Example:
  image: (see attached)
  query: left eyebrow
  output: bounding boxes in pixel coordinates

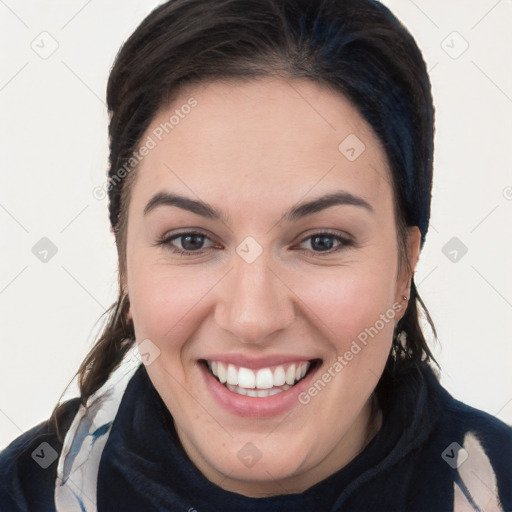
[143,190,373,223]
[284,191,374,222]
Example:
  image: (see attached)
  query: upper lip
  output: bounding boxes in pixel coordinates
[200,354,318,369]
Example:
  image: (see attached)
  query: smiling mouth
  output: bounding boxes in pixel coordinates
[201,359,321,398]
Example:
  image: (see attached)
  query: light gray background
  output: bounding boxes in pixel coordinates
[1,0,511,449]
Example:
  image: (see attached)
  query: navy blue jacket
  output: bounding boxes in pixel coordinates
[1,363,511,511]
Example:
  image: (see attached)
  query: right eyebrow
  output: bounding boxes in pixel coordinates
[143,191,227,221]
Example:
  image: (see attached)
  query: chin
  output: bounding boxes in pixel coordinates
[197,428,316,487]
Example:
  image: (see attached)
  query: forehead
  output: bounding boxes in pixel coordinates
[132,78,394,222]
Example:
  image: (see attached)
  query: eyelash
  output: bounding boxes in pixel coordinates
[156,230,354,257]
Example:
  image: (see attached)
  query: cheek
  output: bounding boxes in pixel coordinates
[127,259,218,350]
[286,260,398,356]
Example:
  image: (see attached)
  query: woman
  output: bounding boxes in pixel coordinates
[1,0,511,510]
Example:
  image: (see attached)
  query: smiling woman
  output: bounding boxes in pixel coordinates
[1,0,511,511]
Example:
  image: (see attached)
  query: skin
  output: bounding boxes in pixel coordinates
[123,77,421,497]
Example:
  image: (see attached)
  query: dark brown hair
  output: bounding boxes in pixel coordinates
[50,0,437,440]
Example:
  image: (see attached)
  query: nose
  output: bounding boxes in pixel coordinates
[214,256,296,345]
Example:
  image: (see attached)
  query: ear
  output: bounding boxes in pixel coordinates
[120,276,132,321]
[395,226,421,317]
[405,226,422,278]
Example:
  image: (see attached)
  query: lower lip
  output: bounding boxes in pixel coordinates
[199,361,320,418]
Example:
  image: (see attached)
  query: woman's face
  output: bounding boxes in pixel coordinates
[124,78,421,496]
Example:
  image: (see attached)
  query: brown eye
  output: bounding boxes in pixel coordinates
[158,231,217,254]
[177,234,207,251]
[298,232,353,254]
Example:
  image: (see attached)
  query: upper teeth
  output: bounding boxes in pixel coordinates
[208,361,310,389]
